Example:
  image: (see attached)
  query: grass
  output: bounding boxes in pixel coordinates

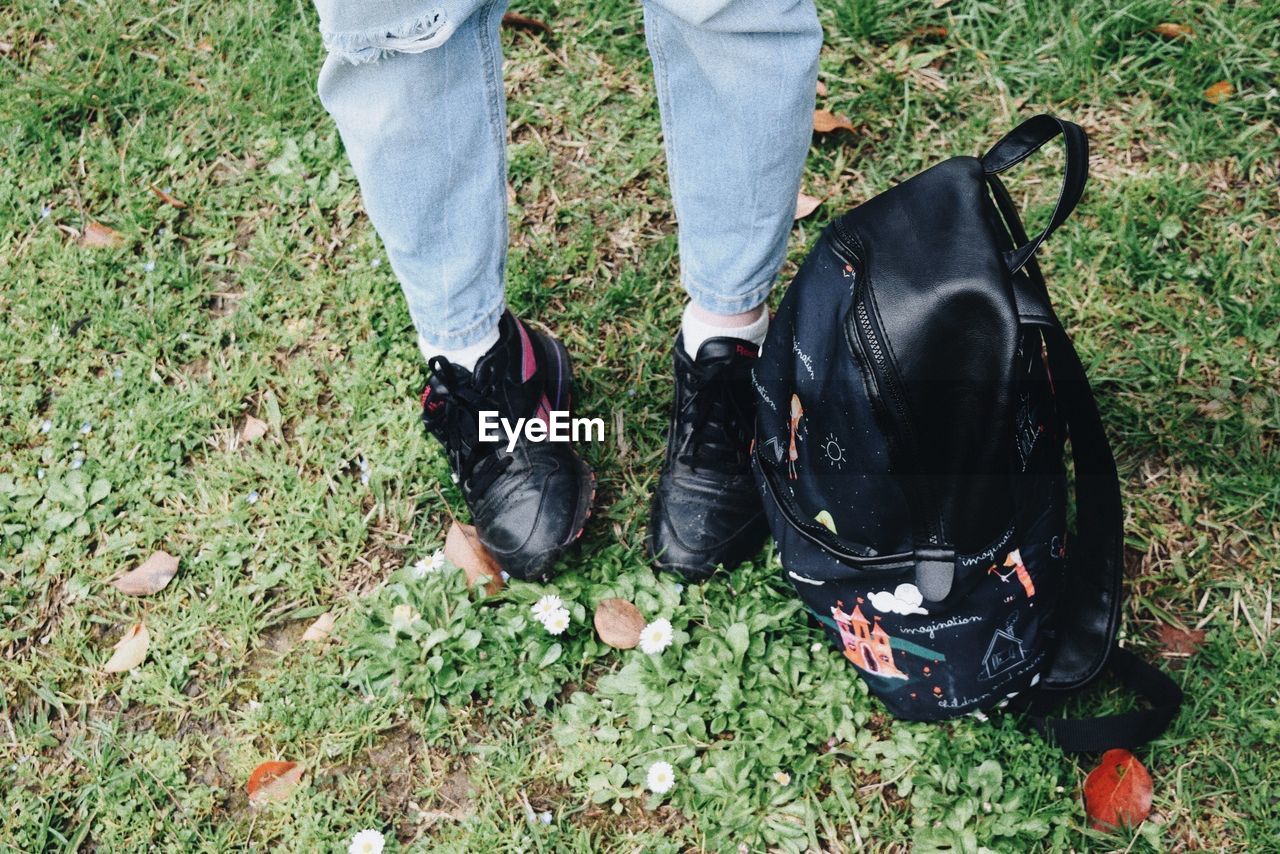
[1,0,1277,850]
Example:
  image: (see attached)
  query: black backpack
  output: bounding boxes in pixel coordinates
[751,115,1181,752]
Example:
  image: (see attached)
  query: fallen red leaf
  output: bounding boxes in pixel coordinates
[501,12,551,36]
[1084,749,1153,830]
[247,761,304,805]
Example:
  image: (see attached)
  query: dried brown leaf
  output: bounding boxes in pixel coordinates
[444,522,505,595]
[149,184,187,209]
[104,622,150,672]
[239,415,269,443]
[795,192,823,220]
[812,109,854,134]
[1204,80,1233,104]
[594,598,646,649]
[1157,623,1206,656]
[1152,22,1193,39]
[502,12,552,36]
[112,551,179,596]
[910,25,949,40]
[301,612,336,643]
[79,221,124,249]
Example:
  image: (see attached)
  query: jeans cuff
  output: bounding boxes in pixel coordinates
[415,301,505,350]
[682,273,773,316]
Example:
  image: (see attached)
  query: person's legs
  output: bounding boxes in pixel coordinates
[644,0,822,579]
[315,0,508,362]
[644,0,821,353]
[313,0,594,579]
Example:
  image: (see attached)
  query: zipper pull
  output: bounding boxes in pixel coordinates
[914,546,956,603]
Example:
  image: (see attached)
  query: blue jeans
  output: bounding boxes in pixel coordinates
[314,0,821,350]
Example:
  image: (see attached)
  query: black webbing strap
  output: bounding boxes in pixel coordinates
[1019,648,1184,752]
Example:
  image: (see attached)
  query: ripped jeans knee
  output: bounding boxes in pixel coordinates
[315,0,495,64]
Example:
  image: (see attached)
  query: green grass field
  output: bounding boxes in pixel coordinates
[2,0,1277,850]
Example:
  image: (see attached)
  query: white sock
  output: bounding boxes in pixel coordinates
[418,324,501,373]
[681,303,769,358]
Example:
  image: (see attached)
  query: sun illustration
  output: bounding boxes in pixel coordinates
[821,433,846,469]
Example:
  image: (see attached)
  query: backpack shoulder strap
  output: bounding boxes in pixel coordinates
[983,119,1183,750]
[1027,319,1183,750]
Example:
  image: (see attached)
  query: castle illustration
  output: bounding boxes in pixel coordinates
[832,599,908,680]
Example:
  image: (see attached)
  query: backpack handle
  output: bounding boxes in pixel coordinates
[981,114,1089,275]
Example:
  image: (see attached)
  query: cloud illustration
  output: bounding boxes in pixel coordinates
[867,583,929,616]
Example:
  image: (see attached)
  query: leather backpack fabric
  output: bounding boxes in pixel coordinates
[751,115,1182,751]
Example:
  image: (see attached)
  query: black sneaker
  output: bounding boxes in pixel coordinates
[647,334,767,580]
[422,312,595,581]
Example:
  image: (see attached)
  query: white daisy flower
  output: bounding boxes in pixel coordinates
[638,618,673,654]
[646,760,675,794]
[773,771,792,785]
[541,608,570,635]
[410,549,446,579]
[531,595,564,624]
[348,829,385,854]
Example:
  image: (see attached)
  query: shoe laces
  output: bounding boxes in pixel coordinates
[426,356,513,495]
[676,357,752,474]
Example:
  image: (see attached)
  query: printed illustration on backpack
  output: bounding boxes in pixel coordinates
[832,599,908,680]
[988,548,1035,599]
[787,393,804,479]
[979,614,1027,681]
[867,582,929,616]
[814,510,837,534]
[820,431,846,470]
[1014,392,1043,470]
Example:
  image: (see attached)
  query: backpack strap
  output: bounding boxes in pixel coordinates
[981,114,1089,276]
[1020,647,1184,752]
[1024,320,1183,750]
[984,127,1183,751]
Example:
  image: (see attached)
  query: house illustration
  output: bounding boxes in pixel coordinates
[980,626,1026,680]
[832,600,908,680]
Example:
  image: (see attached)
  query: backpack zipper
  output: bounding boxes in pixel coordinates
[830,220,948,551]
